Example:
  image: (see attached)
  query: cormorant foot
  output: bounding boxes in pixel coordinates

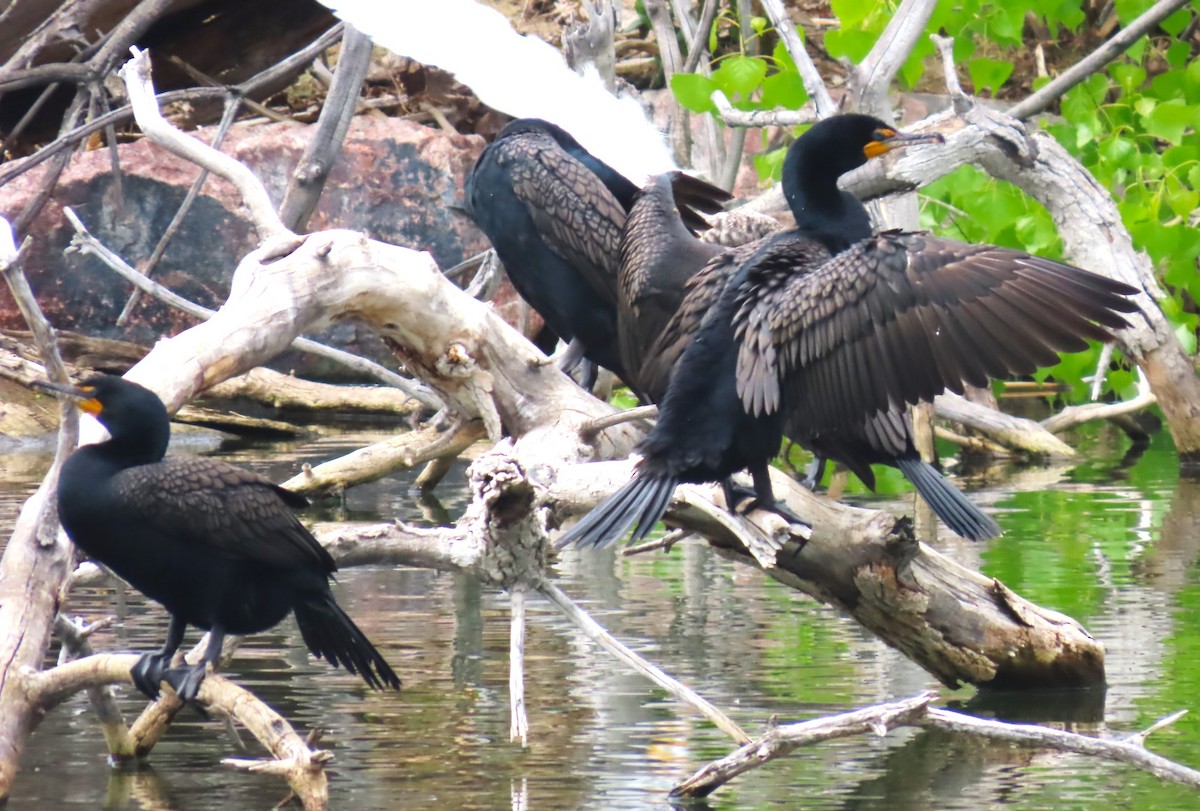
[741,497,811,530]
[164,663,209,705]
[130,651,173,699]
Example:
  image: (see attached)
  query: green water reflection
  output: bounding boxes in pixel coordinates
[1,423,1197,809]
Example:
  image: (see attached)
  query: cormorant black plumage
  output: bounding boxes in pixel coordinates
[618,172,727,399]
[46,375,400,701]
[464,117,729,391]
[558,114,1139,549]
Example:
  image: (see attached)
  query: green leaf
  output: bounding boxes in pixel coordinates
[1167,40,1191,69]
[824,28,875,62]
[967,57,1014,95]
[760,70,807,110]
[753,147,787,183]
[1110,62,1146,95]
[1100,136,1137,168]
[712,55,767,99]
[1161,7,1193,35]
[1167,187,1199,219]
[771,40,795,73]
[1143,99,1196,145]
[831,0,874,27]
[669,73,718,113]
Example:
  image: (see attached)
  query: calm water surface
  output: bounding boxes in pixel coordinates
[1,422,1196,810]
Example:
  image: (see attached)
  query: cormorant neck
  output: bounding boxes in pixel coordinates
[781,129,873,248]
[95,414,170,468]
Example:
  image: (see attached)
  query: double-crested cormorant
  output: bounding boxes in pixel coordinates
[464,117,729,390]
[42,374,400,701]
[618,173,727,398]
[557,114,1139,549]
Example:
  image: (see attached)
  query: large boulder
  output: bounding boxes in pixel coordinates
[0,115,521,378]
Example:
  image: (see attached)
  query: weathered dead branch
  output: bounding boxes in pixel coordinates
[281,418,486,496]
[934,392,1075,457]
[26,654,330,811]
[671,692,1200,798]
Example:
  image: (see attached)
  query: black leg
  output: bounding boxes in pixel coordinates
[798,455,827,491]
[165,625,225,703]
[743,465,809,528]
[131,614,186,699]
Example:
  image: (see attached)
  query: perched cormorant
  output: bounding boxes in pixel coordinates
[618,172,727,398]
[43,374,400,701]
[557,114,1139,549]
[464,117,729,391]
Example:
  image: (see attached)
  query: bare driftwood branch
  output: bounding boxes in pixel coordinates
[934,392,1076,456]
[920,706,1200,790]
[710,88,816,127]
[0,215,81,797]
[27,654,330,810]
[1041,372,1158,435]
[563,0,619,90]
[0,24,345,190]
[671,692,938,797]
[281,419,486,496]
[1008,0,1194,120]
[672,693,1200,798]
[537,580,750,743]
[548,460,1105,689]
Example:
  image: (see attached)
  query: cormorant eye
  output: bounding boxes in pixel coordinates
[874,128,897,141]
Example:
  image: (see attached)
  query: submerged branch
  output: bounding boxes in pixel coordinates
[672,693,1200,798]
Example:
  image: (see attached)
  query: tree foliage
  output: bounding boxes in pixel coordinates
[670,0,1200,404]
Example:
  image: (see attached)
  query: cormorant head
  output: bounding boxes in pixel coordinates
[782,114,944,235]
[35,374,171,462]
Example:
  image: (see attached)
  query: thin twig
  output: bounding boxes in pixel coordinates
[118,47,289,240]
[757,0,835,117]
[63,207,443,409]
[1009,0,1192,120]
[580,404,659,439]
[710,88,815,127]
[118,95,243,325]
[922,707,1200,790]
[682,0,722,73]
[509,585,529,747]
[671,693,937,797]
[0,25,345,190]
[622,527,692,555]
[537,580,750,743]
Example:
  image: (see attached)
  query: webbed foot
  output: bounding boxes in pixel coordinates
[164,663,209,704]
[131,651,173,699]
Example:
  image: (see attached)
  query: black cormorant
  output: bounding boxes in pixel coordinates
[557,114,1139,549]
[43,374,400,701]
[464,117,729,391]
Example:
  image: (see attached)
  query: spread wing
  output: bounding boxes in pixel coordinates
[111,456,334,573]
[735,230,1139,434]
